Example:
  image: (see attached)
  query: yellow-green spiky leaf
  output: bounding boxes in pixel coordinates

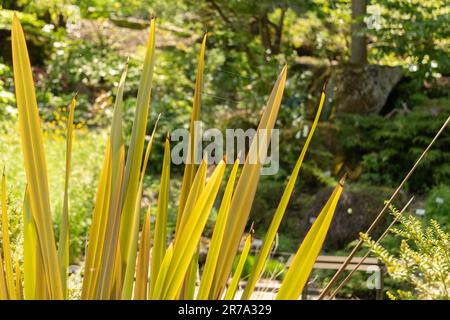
[225,229,253,300]
[212,65,287,298]
[134,206,152,300]
[197,158,240,299]
[11,13,63,300]
[176,34,207,230]
[58,94,77,298]
[156,160,226,299]
[119,17,156,269]
[1,172,16,299]
[15,257,22,300]
[97,144,125,299]
[81,139,112,299]
[150,242,174,300]
[22,187,37,300]
[0,248,7,300]
[121,119,160,299]
[276,176,345,300]
[149,135,171,296]
[176,158,207,239]
[241,90,326,299]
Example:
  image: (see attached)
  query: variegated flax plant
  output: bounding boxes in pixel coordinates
[1,14,345,300]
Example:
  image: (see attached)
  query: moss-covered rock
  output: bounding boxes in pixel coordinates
[329,64,403,115]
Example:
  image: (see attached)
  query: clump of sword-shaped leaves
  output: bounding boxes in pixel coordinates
[1,14,344,300]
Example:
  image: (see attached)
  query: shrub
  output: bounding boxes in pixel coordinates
[361,207,450,300]
[0,62,16,125]
[336,98,450,193]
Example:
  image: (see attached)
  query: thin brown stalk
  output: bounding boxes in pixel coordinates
[329,196,414,299]
[318,115,450,299]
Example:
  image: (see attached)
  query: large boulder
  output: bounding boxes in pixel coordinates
[329,64,403,115]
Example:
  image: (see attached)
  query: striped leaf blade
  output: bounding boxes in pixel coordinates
[134,206,152,300]
[224,228,253,300]
[12,14,63,299]
[0,245,7,299]
[158,160,226,299]
[211,65,287,298]
[81,140,112,299]
[176,34,207,230]
[276,176,345,300]
[1,172,16,299]
[149,135,171,295]
[119,18,156,269]
[58,94,77,298]
[121,120,160,299]
[241,90,326,299]
[22,187,37,300]
[197,158,240,299]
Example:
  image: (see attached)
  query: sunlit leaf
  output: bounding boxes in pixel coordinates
[197,158,240,299]
[134,206,152,300]
[225,227,253,300]
[241,90,326,299]
[11,13,63,299]
[276,176,345,300]
[1,172,16,299]
[211,66,287,298]
[149,135,171,296]
[156,160,226,299]
[119,17,156,271]
[176,34,207,230]
[58,94,77,298]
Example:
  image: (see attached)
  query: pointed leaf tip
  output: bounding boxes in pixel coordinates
[339,173,347,186]
[249,222,255,236]
[278,64,288,80]
[322,79,328,92]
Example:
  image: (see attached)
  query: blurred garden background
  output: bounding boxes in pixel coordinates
[0,0,449,299]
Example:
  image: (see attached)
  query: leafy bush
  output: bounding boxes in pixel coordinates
[0,9,63,65]
[368,0,449,87]
[336,98,450,192]
[362,208,450,300]
[0,62,16,125]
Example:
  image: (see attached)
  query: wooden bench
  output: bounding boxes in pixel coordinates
[285,254,385,300]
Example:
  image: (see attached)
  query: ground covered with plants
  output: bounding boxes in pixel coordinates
[0,0,449,300]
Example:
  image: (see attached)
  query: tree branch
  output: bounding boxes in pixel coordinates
[207,0,231,24]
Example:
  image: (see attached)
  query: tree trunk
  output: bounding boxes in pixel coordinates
[350,0,367,65]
